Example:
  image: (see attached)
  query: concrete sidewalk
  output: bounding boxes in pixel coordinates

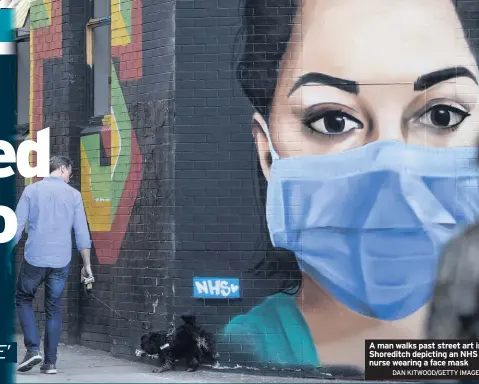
[14,340,336,383]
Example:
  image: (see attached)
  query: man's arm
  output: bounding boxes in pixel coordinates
[79,249,92,277]
[13,188,30,247]
[72,192,92,275]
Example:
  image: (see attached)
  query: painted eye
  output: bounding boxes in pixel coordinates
[307,111,363,135]
[418,105,470,129]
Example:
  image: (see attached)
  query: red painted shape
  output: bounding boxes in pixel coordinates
[89,0,144,264]
[111,0,142,81]
[31,0,63,184]
[91,128,143,264]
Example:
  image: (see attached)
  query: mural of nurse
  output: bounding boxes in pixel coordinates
[224,0,479,369]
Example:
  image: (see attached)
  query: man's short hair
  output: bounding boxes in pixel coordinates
[49,155,72,174]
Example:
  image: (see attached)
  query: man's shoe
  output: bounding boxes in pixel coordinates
[17,351,43,372]
[40,363,57,374]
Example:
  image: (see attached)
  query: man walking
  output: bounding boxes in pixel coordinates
[14,155,93,374]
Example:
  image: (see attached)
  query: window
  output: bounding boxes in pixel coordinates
[86,0,111,119]
[16,15,30,129]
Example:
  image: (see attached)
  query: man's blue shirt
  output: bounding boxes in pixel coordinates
[14,176,91,268]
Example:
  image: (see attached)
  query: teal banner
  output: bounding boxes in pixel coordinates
[0,9,14,43]
[0,7,17,384]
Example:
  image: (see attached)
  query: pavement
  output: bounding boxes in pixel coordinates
[14,337,355,383]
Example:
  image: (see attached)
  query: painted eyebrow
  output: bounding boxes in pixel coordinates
[289,67,478,97]
[414,67,478,91]
[288,72,359,97]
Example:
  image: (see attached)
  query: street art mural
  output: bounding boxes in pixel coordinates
[80,0,142,265]
[14,0,479,373]
[26,0,62,185]
[222,0,479,370]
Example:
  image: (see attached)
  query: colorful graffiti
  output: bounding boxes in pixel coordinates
[193,278,240,299]
[80,0,142,264]
[26,0,62,185]
[223,0,479,370]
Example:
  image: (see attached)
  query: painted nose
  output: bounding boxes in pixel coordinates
[367,114,407,143]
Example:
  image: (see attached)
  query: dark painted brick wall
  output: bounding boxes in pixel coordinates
[174,0,274,365]
[14,0,274,367]
[78,0,176,357]
[106,0,176,357]
[14,0,176,358]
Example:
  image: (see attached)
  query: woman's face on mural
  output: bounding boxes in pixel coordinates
[254,0,479,177]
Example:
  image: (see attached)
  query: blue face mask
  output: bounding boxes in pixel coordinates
[264,135,479,321]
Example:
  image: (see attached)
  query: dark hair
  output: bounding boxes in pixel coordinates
[236,0,479,295]
[236,0,301,295]
[236,0,298,118]
[49,155,72,174]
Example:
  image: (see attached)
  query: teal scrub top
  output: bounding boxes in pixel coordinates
[223,292,320,367]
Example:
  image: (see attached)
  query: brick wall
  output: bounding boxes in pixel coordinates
[15,0,176,356]
[174,0,271,364]
[104,0,176,356]
[15,0,265,366]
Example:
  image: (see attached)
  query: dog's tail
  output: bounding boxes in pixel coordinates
[180,314,196,325]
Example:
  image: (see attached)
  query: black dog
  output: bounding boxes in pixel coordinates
[138,314,218,373]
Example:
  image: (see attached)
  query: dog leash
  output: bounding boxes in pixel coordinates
[86,291,151,331]
[81,276,151,331]
[82,277,152,331]
[86,290,157,355]
[81,279,154,355]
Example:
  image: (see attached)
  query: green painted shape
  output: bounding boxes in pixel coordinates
[81,134,112,201]
[79,63,133,220]
[110,61,132,217]
[30,0,50,29]
[119,0,132,36]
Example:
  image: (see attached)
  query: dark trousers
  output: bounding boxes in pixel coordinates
[15,260,70,364]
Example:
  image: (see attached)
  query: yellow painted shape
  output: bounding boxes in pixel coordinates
[102,115,111,126]
[111,0,131,47]
[80,142,112,232]
[110,110,121,174]
[42,0,51,23]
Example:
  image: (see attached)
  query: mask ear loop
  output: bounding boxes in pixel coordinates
[262,124,280,162]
